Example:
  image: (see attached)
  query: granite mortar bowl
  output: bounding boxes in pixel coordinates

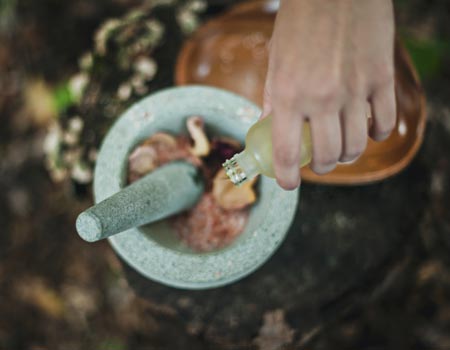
[94,86,298,289]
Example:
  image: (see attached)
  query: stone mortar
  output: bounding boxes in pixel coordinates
[94,85,299,289]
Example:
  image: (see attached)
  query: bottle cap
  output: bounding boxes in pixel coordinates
[223,155,247,186]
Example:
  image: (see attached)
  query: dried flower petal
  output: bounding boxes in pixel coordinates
[128,132,202,183]
[143,132,177,149]
[212,168,257,210]
[186,116,210,157]
[128,132,176,181]
[128,145,158,177]
[127,116,256,252]
[146,132,201,166]
[211,137,242,161]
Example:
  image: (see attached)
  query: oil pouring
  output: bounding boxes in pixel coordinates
[223,115,312,185]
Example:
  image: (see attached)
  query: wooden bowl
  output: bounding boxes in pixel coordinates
[175,0,427,185]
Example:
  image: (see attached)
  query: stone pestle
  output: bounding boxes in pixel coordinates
[76,161,203,242]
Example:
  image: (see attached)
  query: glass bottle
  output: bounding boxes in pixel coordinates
[223,115,312,185]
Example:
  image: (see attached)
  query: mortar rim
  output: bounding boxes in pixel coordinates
[94,86,299,289]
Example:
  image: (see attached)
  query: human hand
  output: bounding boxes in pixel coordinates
[263,0,396,189]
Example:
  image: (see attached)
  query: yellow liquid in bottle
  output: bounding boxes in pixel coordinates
[223,115,313,185]
[245,115,312,178]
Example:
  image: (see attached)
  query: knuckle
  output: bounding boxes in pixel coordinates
[272,83,297,104]
[272,71,288,86]
[377,77,395,91]
[347,73,366,97]
[273,69,295,89]
[373,65,395,90]
[309,84,341,109]
[275,149,299,168]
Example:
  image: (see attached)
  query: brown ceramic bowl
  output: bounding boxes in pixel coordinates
[175,0,426,185]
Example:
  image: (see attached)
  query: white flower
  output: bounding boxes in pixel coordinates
[95,19,121,56]
[117,83,132,101]
[69,73,89,102]
[43,123,62,156]
[145,19,164,41]
[68,117,84,133]
[133,57,157,80]
[71,161,93,184]
[79,52,93,71]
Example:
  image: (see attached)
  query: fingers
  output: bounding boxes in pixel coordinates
[339,100,368,163]
[369,82,396,141]
[261,84,272,120]
[272,105,303,190]
[309,113,342,174]
[260,46,275,120]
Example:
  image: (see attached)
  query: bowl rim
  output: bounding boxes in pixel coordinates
[93,85,299,289]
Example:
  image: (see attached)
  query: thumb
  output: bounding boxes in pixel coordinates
[260,38,274,120]
[260,84,273,120]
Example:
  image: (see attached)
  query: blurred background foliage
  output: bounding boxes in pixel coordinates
[0,0,449,349]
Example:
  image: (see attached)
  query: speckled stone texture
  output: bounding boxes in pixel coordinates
[76,162,203,242]
[93,86,299,289]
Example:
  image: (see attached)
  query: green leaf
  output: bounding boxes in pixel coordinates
[52,83,75,113]
[98,338,127,350]
[401,35,450,80]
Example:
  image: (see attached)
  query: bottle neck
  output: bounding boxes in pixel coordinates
[223,149,260,186]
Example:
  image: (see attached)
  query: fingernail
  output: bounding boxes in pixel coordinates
[373,131,391,142]
[276,167,300,190]
[311,162,337,175]
[339,155,359,164]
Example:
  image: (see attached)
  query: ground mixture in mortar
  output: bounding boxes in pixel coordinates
[127,116,257,252]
